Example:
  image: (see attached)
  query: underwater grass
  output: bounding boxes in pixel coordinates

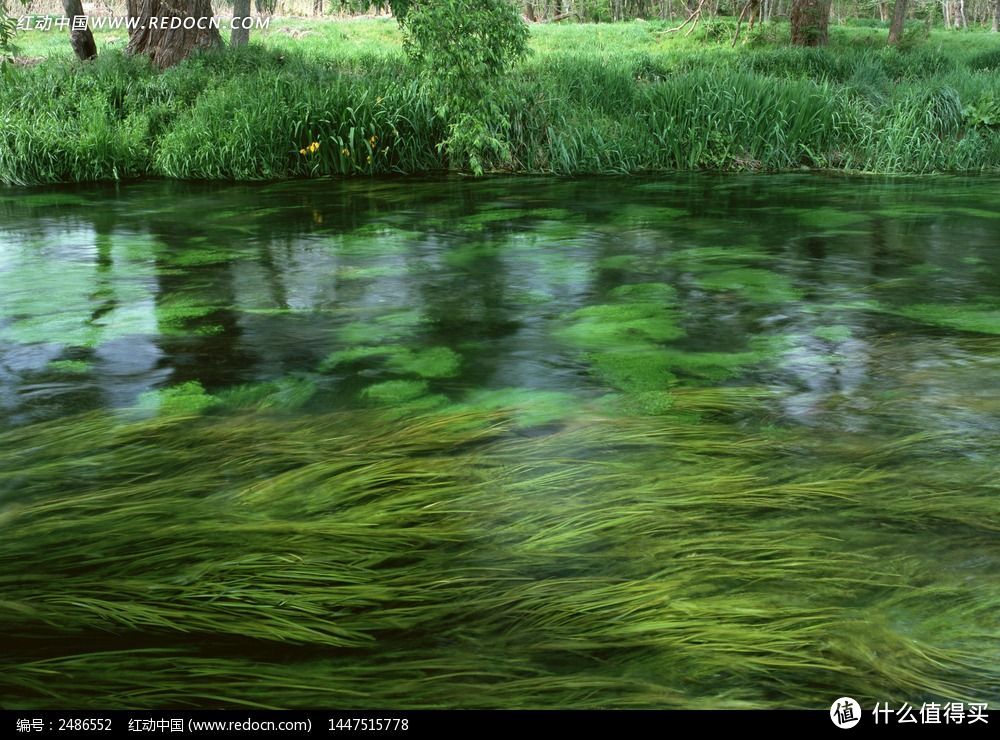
[1,394,997,709]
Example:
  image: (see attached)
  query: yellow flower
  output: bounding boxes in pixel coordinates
[309,141,320,153]
[366,155,372,164]
[342,148,350,157]
[299,148,307,156]
[369,135,378,147]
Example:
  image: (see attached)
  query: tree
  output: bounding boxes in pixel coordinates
[993,0,999,32]
[887,0,907,45]
[0,6,16,57]
[400,0,528,97]
[790,0,832,46]
[396,0,529,174]
[231,0,252,47]
[62,0,97,61]
[125,0,221,69]
[1,0,29,58]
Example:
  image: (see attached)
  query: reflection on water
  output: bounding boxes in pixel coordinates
[2,175,998,434]
[0,175,998,709]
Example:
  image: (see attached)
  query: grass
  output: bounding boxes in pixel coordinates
[1,19,1000,184]
[0,384,998,708]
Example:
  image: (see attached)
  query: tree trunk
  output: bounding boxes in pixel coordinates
[61,0,97,61]
[126,0,221,69]
[948,0,961,28]
[231,0,251,46]
[790,0,832,46]
[887,0,906,44]
[993,0,999,31]
[524,2,535,21]
[313,0,323,16]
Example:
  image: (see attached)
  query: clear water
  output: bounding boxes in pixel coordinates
[2,175,998,428]
[1,174,998,708]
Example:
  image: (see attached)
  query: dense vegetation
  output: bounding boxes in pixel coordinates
[1,173,998,708]
[1,18,999,184]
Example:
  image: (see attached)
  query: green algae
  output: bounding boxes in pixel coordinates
[601,389,676,416]
[319,345,407,372]
[216,377,317,412]
[694,268,802,303]
[2,174,1000,711]
[362,379,430,405]
[455,388,576,427]
[597,255,637,270]
[662,246,773,266]
[896,304,1000,335]
[444,242,504,268]
[386,347,462,379]
[339,310,429,345]
[135,381,218,416]
[46,359,92,374]
[657,347,774,382]
[322,340,459,384]
[790,206,871,230]
[813,325,854,342]
[330,226,421,256]
[590,350,677,393]
[556,302,684,350]
[155,298,219,334]
[609,282,678,303]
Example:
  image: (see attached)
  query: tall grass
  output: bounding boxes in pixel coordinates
[1,21,999,183]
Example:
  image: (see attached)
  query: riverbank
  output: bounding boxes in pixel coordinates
[2,19,1000,185]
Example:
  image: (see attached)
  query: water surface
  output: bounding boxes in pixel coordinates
[1,175,997,708]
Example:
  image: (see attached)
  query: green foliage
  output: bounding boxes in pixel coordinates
[968,48,1000,73]
[400,0,528,175]
[964,93,1000,129]
[0,12,16,61]
[0,1,26,45]
[402,0,528,96]
[2,21,1000,183]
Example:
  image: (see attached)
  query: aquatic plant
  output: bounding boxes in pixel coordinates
[896,303,1000,336]
[1,401,997,709]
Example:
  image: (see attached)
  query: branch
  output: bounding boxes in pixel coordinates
[660,0,707,36]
